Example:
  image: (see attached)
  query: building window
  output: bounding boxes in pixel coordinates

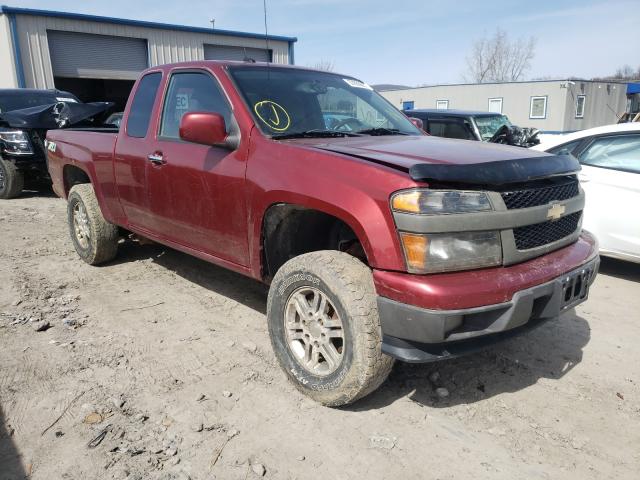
[488,98,503,113]
[436,99,449,110]
[575,95,586,118]
[529,96,547,119]
[402,100,414,111]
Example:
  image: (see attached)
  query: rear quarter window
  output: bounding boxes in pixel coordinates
[126,72,162,138]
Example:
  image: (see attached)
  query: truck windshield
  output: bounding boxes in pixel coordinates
[474,114,512,141]
[228,66,421,138]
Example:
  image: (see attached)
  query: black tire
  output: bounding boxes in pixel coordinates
[267,251,394,406]
[0,158,24,199]
[67,184,119,265]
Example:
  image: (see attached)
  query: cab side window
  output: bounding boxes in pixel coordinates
[160,71,232,139]
[126,72,162,138]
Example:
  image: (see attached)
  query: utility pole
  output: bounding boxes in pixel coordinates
[210,19,215,30]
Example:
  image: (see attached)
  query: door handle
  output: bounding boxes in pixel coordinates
[147,152,165,165]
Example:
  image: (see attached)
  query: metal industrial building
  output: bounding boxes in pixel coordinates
[380,80,628,133]
[0,6,296,109]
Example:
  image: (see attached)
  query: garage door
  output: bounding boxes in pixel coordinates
[204,44,271,62]
[48,30,148,80]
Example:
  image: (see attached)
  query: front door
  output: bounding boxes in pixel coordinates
[145,70,250,266]
[578,133,640,260]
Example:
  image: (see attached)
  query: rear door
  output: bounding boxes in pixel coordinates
[576,133,640,260]
[145,69,250,266]
[113,71,163,230]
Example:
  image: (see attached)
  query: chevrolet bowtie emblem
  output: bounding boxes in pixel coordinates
[547,203,566,221]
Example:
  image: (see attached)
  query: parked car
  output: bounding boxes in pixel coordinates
[533,123,640,263]
[404,109,540,147]
[0,89,78,198]
[46,61,598,406]
[0,89,112,199]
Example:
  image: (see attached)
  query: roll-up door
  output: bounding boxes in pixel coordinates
[204,44,271,62]
[48,30,148,80]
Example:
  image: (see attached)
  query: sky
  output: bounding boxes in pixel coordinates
[13,0,640,86]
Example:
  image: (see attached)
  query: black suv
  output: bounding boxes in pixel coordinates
[404,109,540,148]
[0,88,79,199]
[403,109,511,141]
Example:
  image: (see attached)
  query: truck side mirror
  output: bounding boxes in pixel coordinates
[179,112,228,146]
[409,117,424,130]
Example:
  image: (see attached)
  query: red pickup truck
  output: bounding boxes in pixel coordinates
[46,61,599,406]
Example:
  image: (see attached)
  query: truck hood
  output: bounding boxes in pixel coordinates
[288,135,580,185]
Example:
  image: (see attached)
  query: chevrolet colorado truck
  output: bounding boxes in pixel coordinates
[46,61,599,406]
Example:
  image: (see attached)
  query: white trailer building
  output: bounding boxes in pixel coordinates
[380,80,628,133]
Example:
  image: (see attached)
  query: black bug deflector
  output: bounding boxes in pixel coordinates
[409,154,581,186]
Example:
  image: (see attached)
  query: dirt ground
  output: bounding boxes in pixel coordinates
[1,193,639,480]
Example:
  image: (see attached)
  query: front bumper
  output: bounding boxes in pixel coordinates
[378,255,599,362]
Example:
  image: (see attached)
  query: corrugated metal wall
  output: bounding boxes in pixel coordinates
[13,13,291,89]
[0,15,18,87]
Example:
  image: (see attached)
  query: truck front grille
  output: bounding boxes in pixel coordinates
[501,178,579,210]
[513,212,581,250]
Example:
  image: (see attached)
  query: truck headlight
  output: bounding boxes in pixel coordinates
[400,231,502,273]
[391,189,492,214]
[0,129,33,155]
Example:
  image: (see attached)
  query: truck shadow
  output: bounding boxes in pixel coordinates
[598,257,640,283]
[113,241,269,315]
[0,405,27,480]
[350,312,591,411]
[110,242,591,411]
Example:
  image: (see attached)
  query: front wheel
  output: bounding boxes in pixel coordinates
[67,184,119,265]
[267,251,394,406]
[0,158,24,199]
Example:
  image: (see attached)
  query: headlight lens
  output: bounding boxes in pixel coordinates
[400,231,502,273]
[0,129,33,154]
[391,189,492,215]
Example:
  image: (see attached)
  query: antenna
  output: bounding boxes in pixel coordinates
[263,0,271,62]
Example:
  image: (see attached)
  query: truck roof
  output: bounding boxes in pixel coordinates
[140,60,359,79]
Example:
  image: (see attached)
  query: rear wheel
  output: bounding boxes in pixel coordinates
[0,158,24,199]
[67,184,119,265]
[267,251,394,406]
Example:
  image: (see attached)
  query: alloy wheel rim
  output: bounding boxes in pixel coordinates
[72,201,91,249]
[284,286,345,376]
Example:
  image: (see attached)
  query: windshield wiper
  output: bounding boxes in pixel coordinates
[271,129,362,140]
[356,127,409,136]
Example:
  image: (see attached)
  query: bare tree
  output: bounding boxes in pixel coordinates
[465,29,536,83]
[310,59,335,72]
[593,65,640,81]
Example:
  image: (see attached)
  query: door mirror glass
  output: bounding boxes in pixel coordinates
[179,112,227,146]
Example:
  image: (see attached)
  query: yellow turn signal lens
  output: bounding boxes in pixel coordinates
[391,191,421,213]
[399,233,428,271]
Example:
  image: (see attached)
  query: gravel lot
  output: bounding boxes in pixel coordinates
[1,193,639,480]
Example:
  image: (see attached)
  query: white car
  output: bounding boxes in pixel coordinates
[533,123,640,263]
